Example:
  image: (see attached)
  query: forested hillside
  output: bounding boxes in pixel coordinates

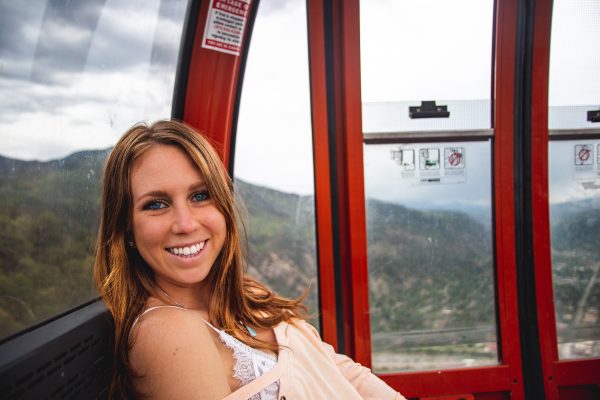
[0,151,106,337]
[1,149,598,348]
[366,198,495,332]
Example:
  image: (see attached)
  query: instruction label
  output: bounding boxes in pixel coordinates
[419,148,441,183]
[202,0,251,55]
[572,142,600,189]
[391,145,467,185]
[391,148,416,179]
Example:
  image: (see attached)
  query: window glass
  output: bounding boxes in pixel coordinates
[364,141,497,372]
[0,0,189,339]
[360,0,496,372]
[233,1,319,328]
[548,0,600,129]
[360,0,494,132]
[548,140,600,360]
[548,0,600,360]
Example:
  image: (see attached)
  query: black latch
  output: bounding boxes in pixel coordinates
[409,101,450,119]
[587,108,600,123]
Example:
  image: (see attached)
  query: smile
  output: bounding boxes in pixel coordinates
[166,241,206,256]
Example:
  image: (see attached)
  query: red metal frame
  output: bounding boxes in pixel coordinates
[306,0,339,349]
[530,1,559,398]
[335,0,526,397]
[380,366,511,399]
[182,0,253,167]
[492,0,525,398]
[530,0,600,398]
[330,0,372,366]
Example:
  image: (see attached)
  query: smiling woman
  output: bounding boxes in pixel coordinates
[94,120,404,400]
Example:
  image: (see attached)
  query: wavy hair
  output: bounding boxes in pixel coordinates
[93,120,305,399]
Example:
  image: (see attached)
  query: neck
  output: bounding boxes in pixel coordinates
[156,282,211,311]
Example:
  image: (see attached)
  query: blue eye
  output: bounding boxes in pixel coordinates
[192,191,210,202]
[144,200,167,210]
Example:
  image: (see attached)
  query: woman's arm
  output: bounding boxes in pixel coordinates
[129,308,231,400]
[299,320,406,400]
[328,349,406,400]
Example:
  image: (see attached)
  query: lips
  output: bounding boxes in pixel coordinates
[166,240,206,256]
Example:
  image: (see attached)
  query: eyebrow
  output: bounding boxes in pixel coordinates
[134,182,207,204]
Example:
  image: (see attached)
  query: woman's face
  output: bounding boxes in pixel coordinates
[130,144,226,291]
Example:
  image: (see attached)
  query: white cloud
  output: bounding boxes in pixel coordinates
[43,19,94,48]
[0,63,174,161]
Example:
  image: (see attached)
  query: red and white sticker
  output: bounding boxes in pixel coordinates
[202,0,251,56]
[572,142,600,186]
[444,147,465,169]
[575,144,593,166]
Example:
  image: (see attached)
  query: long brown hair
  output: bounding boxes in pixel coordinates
[93,120,305,399]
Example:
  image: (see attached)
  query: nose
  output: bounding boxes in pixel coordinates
[171,204,200,234]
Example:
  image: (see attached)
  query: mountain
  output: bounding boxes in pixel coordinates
[0,150,597,347]
[365,198,495,332]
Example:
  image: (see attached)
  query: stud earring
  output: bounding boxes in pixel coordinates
[128,241,135,248]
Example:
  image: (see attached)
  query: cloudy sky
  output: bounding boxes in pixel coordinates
[0,0,187,160]
[1,0,598,209]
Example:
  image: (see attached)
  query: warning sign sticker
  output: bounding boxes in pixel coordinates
[391,148,415,170]
[418,148,441,183]
[572,142,600,186]
[443,147,467,183]
[391,144,468,185]
[419,148,440,170]
[444,147,465,169]
[202,0,251,56]
[391,148,416,179]
[575,144,593,166]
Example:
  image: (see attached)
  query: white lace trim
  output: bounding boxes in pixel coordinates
[215,330,279,400]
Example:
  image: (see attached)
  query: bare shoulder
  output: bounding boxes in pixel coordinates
[129,308,230,399]
[129,307,209,363]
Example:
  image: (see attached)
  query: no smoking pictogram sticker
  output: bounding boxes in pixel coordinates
[444,147,465,169]
[449,151,462,166]
[575,144,593,166]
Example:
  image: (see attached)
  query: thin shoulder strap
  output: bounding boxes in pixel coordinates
[131,305,184,330]
[131,305,220,333]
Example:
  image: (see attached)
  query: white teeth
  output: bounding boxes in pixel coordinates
[168,241,206,256]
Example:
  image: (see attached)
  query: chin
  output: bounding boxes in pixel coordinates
[176,269,212,286]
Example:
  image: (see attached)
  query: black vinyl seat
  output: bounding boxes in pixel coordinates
[0,300,113,400]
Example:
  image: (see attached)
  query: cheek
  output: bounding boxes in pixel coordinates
[206,208,227,241]
[132,216,164,248]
